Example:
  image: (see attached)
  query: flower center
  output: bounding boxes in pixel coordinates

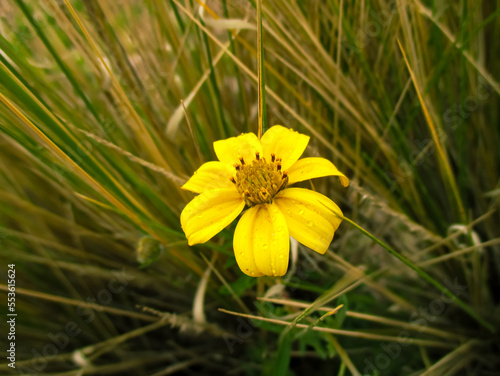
[231,152,288,206]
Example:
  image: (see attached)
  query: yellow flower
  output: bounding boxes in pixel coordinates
[180,125,349,277]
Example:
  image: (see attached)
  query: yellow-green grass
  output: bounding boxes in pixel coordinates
[0,0,498,375]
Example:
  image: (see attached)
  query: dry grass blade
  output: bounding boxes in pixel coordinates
[0,92,145,227]
[218,308,455,348]
[258,297,464,341]
[62,0,172,173]
[397,40,466,222]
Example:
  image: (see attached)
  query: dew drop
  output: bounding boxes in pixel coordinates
[307,221,313,227]
[298,209,304,215]
[279,254,284,259]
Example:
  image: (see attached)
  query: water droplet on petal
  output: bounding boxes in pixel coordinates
[298,209,304,215]
[307,221,313,227]
[279,254,284,259]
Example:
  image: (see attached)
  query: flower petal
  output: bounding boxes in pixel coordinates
[287,158,349,187]
[181,188,245,245]
[260,125,309,170]
[234,204,289,277]
[233,207,264,277]
[274,188,343,254]
[213,132,262,165]
[181,161,235,193]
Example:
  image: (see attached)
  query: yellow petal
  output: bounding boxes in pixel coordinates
[274,188,343,254]
[287,158,349,187]
[234,204,289,277]
[213,132,262,165]
[260,125,309,170]
[181,161,235,193]
[233,207,264,277]
[181,188,245,245]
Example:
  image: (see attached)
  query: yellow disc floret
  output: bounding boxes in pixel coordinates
[232,152,289,206]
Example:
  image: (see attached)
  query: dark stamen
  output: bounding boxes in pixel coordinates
[230,177,236,184]
[244,190,251,197]
[255,152,260,160]
[277,162,282,171]
[271,153,276,162]
[239,157,245,165]
[234,163,240,171]
[282,171,288,179]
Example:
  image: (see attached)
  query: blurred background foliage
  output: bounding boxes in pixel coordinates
[0,0,499,375]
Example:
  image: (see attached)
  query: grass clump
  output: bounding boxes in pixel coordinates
[0,0,499,375]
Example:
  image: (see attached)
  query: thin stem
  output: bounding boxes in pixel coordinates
[218,309,453,348]
[181,100,204,165]
[342,215,494,332]
[257,0,266,139]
